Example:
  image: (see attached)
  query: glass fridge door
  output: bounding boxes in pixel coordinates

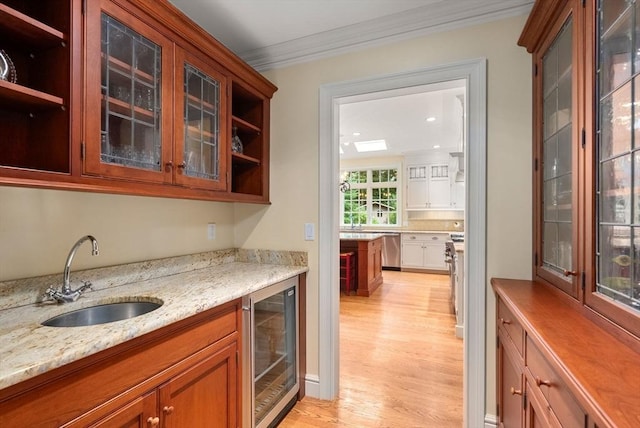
[252,280,298,427]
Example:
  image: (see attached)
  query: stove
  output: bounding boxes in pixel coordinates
[450,232,464,243]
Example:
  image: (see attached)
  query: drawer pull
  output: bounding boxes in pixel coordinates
[535,377,552,387]
[510,387,523,396]
[499,318,512,325]
[163,405,175,415]
[147,417,160,427]
[563,269,578,277]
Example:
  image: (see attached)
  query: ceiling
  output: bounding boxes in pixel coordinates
[166,0,532,160]
[167,0,533,71]
[339,80,466,160]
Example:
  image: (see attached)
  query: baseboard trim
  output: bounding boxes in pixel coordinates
[484,413,498,428]
[304,374,321,398]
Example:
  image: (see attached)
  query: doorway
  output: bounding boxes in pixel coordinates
[318,58,487,426]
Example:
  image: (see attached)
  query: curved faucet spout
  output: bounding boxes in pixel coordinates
[62,235,99,293]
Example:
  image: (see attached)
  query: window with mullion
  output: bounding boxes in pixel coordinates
[341,167,399,227]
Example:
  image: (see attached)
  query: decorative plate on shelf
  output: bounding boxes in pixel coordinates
[0,50,17,83]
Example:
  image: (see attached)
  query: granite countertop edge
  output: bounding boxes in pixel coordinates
[0,260,307,390]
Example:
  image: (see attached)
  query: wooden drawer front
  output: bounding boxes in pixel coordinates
[498,299,524,356]
[402,233,449,243]
[526,337,585,428]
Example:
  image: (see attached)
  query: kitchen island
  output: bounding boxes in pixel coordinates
[339,233,384,296]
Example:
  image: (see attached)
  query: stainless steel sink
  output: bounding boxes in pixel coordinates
[42,300,163,327]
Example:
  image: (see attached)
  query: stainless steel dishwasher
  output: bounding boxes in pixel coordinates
[381,233,401,270]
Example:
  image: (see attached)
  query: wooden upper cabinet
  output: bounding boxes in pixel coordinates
[521,0,583,298]
[520,0,640,338]
[0,0,276,202]
[230,80,270,201]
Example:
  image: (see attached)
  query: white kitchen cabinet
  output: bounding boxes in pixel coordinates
[406,164,454,210]
[401,233,449,272]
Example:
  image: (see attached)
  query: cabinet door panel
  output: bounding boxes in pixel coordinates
[160,342,238,428]
[424,243,446,270]
[84,0,173,183]
[71,391,157,428]
[174,48,228,191]
[533,2,579,297]
[401,241,425,268]
[498,333,524,428]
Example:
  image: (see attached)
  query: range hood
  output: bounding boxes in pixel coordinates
[450,151,464,182]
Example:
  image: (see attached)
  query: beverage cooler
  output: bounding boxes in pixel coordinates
[243,277,299,428]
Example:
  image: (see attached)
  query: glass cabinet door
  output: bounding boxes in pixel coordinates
[84,1,172,183]
[174,49,227,190]
[535,5,579,297]
[101,14,161,170]
[590,0,640,320]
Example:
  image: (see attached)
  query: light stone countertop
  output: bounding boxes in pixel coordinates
[339,232,386,241]
[0,251,307,390]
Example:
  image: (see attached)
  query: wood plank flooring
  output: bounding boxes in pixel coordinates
[280,270,463,427]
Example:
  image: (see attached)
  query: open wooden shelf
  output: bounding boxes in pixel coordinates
[0,79,64,110]
[0,3,66,47]
[232,151,261,166]
[232,115,261,133]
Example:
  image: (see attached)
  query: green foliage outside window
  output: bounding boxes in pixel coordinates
[341,167,399,226]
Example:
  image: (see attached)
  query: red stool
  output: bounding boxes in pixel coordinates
[340,252,356,295]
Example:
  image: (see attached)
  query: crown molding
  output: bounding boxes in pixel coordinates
[241,1,533,72]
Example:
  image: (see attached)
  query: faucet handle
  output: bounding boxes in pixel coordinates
[76,281,93,294]
[41,287,61,302]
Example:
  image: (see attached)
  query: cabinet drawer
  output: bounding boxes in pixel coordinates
[526,337,585,428]
[497,299,524,356]
[402,233,448,242]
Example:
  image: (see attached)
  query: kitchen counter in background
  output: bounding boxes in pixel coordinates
[0,249,308,390]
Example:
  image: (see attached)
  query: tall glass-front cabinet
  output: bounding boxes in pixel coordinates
[521,0,640,342]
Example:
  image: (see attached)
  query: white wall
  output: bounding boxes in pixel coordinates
[0,187,236,281]
[257,14,533,417]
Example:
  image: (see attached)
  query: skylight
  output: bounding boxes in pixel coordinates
[354,139,387,153]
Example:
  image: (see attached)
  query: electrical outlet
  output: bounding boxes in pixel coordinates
[207,223,216,240]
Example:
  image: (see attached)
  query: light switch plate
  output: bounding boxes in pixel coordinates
[207,223,216,240]
[304,223,315,241]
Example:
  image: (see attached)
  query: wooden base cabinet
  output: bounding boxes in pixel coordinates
[492,279,640,428]
[0,300,242,428]
[401,233,448,272]
[83,342,238,428]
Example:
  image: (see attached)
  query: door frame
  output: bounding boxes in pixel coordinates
[317,58,487,426]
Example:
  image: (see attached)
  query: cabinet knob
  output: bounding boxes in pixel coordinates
[510,387,522,396]
[147,416,160,427]
[163,405,175,414]
[177,162,187,169]
[499,318,512,325]
[563,269,578,277]
[535,377,552,387]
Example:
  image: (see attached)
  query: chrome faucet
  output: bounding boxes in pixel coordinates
[43,235,99,303]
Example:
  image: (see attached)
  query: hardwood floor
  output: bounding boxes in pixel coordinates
[280,270,463,427]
